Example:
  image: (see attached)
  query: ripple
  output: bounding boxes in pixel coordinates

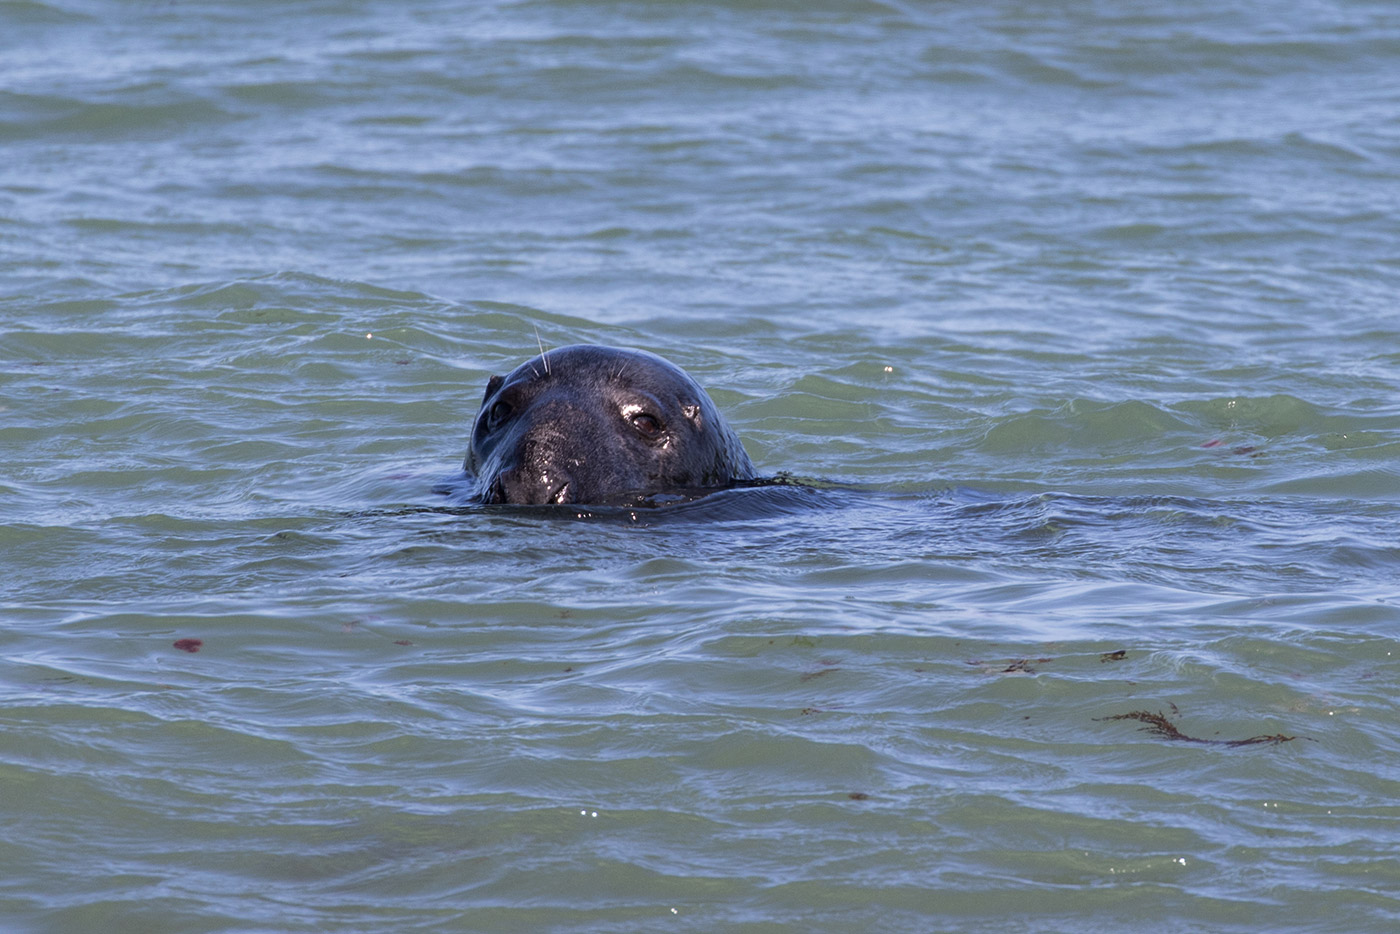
[4,1,1400,930]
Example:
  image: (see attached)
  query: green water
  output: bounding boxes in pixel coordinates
[3,1,1399,931]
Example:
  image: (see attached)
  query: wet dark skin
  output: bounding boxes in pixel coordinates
[466,345,756,505]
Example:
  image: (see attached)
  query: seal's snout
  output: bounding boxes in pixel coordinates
[491,467,575,505]
[487,431,580,505]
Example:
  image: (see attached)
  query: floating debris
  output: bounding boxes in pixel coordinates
[967,657,1052,675]
[1096,709,1297,747]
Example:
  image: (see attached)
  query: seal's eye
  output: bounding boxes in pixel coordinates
[630,413,662,438]
[488,400,512,427]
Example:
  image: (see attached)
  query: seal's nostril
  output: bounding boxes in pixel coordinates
[482,477,508,504]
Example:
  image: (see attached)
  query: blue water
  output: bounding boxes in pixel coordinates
[3,1,1399,931]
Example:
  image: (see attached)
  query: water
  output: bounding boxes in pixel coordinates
[3,1,1399,931]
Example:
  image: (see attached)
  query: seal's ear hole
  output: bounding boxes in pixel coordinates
[682,404,701,426]
[482,374,504,404]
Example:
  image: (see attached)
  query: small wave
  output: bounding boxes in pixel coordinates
[0,92,238,142]
[0,0,94,26]
[977,399,1191,455]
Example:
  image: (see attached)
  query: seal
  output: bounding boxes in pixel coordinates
[466,344,757,505]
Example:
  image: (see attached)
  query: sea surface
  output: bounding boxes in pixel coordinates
[3,1,1399,931]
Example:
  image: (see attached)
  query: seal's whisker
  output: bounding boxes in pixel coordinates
[534,325,550,376]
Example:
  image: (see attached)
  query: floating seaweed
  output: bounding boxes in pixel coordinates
[800,660,841,681]
[966,657,1053,674]
[1096,709,1297,747]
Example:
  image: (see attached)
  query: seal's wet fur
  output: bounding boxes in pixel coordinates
[467,345,756,505]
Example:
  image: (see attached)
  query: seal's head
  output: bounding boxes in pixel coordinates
[466,344,756,505]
